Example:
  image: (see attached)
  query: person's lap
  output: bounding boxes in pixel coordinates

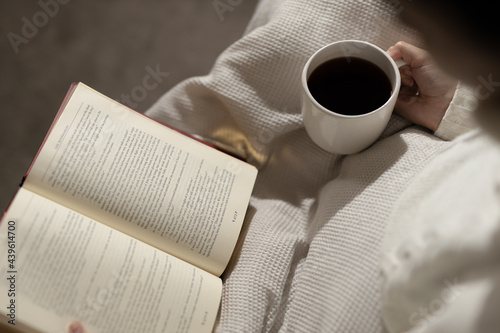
[145,1,445,331]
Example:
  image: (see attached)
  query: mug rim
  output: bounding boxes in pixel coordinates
[301,39,401,119]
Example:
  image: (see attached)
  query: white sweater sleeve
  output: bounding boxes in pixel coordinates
[406,275,500,333]
[434,82,479,141]
[381,131,500,333]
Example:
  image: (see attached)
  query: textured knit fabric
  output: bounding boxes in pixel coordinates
[145,1,480,332]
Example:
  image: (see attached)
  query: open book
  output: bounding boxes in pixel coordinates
[0,83,257,333]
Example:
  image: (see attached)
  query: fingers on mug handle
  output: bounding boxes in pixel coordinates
[394,58,415,87]
[393,41,431,69]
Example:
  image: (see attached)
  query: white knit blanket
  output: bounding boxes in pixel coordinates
[145,1,477,332]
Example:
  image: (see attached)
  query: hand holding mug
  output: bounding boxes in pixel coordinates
[387,41,458,131]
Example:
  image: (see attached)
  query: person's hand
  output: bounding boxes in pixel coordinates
[67,320,87,333]
[387,41,458,131]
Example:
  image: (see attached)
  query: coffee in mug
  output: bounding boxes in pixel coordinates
[307,57,392,116]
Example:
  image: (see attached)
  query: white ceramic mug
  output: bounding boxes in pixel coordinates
[301,40,405,154]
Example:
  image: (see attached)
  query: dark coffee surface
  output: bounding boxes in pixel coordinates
[307,57,392,115]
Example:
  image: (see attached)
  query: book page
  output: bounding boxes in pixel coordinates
[0,188,221,333]
[24,83,257,276]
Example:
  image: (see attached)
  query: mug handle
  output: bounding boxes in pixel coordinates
[394,58,408,69]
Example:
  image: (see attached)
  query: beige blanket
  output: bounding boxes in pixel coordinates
[145,0,478,331]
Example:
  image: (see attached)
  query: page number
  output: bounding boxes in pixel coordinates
[231,211,238,223]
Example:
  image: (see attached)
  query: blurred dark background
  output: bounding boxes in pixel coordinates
[0,0,258,211]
